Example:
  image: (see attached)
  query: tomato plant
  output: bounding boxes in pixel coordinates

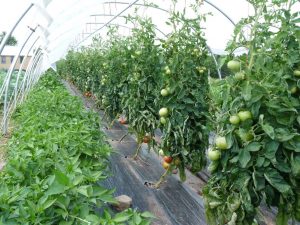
[158,3,211,183]
[204,1,300,224]
[119,16,162,159]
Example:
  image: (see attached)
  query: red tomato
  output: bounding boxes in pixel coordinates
[164,156,173,163]
[143,136,151,143]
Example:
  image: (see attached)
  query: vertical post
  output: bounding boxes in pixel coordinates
[206,45,222,79]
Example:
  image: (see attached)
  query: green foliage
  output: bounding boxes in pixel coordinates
[0,31,18,46]
[158,8,210,178]
[0,71,152,224]
[204,1,300,224]
[120,16,162,144]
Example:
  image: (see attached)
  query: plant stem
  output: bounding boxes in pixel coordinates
[248,5,264,70]
[133,143,142,160]
[154,167,171,188]
[69,215,91,225]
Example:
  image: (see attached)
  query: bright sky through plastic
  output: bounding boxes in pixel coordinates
[0,0,299,67]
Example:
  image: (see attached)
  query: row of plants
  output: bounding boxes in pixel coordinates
[57,0,300,224]
[58,2,215,187]
[0,71,152,224]
[203,1,300,224]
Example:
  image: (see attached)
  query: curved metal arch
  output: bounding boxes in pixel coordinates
[4,52,44,134]
[20,48,43,103]
[0,2,53,55]
[73,1,223,79]
[0,3,34,55]
[203,0,236,26]
[75,0,141,47]
[12,37,40,109]
[102,1,169,13]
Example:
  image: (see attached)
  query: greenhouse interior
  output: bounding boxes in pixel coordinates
[0,0,299,224]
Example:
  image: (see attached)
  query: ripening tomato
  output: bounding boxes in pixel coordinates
[119,118,127,124]
[174,158,181,166]
[143,136,151,143]
[164,156,173,163]
[162,161,170,170]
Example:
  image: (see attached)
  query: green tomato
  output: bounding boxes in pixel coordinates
[160,117,167,124]
[251,219,258,225]
[159,108,168,117]
[290,86,298,94]
[294,70,300,77]
[228,196,241,212]
[238,110,252,121]
[207,161,219,173]
[229,115,240,125]
[161,89,169,97]
[238,130,254,142]
[215,136,228,150]
[158,149,164,156]
[227,60,241,72]
[135,51,141,56]
[166,87,171,93]
[235,71,245,80]
[207,149,221,161]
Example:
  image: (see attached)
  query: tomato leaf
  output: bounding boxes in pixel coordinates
[238,148,251,168]
[264,168,291,194]
[245,142,261,152]
[262,123,275,139]
[264,141,279,159]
